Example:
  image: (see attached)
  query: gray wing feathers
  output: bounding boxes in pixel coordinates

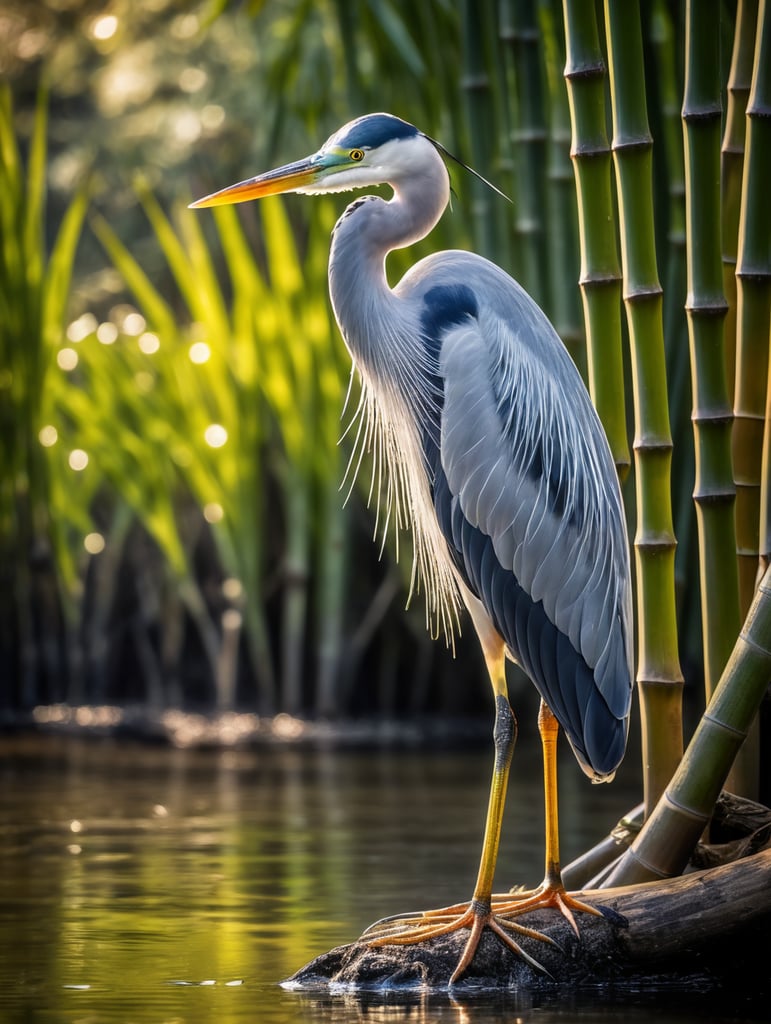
[440,310,632,722]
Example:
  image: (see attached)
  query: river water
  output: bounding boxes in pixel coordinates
[0,727,761,1023]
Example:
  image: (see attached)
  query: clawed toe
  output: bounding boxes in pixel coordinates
[361,898,559,983]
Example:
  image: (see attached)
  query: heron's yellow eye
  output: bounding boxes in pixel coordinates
[350,149,364,162]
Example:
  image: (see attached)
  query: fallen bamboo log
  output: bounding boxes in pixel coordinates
[285,848,771,993]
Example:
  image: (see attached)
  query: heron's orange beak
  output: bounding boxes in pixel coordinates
[189,156,320,209]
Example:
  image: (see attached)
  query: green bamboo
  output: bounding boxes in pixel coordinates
[561,0,629,478]
[682,0,741,703]
[721,0,758,400]
[461,0,500,260]
[650,0,697,664]
[500,0,550,306]
[755,1,771,580]
[539,0,584,373]
[604,563,771,884]
[733,0,771,616]
[761,323,771,569]
[603,0,684,817]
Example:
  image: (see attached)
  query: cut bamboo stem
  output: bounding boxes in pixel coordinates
[604,564,771,884]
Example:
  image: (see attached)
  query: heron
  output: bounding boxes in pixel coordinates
[191,113,633,983]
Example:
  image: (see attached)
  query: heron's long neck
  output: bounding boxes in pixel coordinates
[328,157,462,638]
[328,157,449,377]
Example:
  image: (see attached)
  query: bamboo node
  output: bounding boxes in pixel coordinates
[563,60,605,82]
[570,142,612,160]
[579,271,622,289]
[622,283,663,303]
[631,438,672,454]
[683,298,730,316]
[664,791,710,823]
[701,712,747,740]
[610,134,653,154]
[632,536,677,554]
[738,627,771,659]
[681,105,722,123]
[735,267,771,282]
[692,489,736,507]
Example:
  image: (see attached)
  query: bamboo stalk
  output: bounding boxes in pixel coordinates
[681,0,741,703]
[733,0,771,616]
[604,564,771,884]
[561,0,629,478]
[721,0,759,401]
[461,0,499,260]
[753,0,771,790]
[603,0,684,817]
[540,0,584,373]
[650,0,696,661]
[500,0,550,306]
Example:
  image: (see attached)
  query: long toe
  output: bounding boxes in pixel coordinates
[491,884,604,938]
[363,899,554,983]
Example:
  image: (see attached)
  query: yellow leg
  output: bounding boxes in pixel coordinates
[487,699,604,931]
[363,629,555,982]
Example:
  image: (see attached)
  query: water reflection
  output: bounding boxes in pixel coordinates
[0,731,760,1023]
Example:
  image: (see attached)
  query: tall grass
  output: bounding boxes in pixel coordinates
[0,84,89,706]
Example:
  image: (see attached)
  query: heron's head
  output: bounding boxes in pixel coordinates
[190,113,438,209]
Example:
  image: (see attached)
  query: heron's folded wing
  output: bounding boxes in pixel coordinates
[434,308,633,778]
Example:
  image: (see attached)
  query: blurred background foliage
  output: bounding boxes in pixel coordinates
[0,0,766,772]
[0,0,485,720]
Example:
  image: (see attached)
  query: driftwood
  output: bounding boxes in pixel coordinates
[285,847,771,995]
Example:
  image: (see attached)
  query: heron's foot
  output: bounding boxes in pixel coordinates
[495,881,605,938]
[361,898,556,984]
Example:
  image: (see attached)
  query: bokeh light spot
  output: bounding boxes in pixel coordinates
[39,425,58,447]
[84,533,105,555]
[91,15,118,41]
[67,313,97,342]
[189,341,211,364]
[204,424,228,448]
[96,322,119,345]
[138,332,160,354]
[203,502,223,524]
[57,348,79,371]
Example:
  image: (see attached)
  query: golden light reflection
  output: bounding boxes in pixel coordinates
[68,449,89,471]
[189,341,211,364]
[57,348,79,371]
[222,577,243,601]
[203,502,223,523]
[138,332,160,354]
[178,67,207,93]
[172,110,201,144]
[204,423,227,448]
[84,533,106,555]
[123,312,147,336]
[201,104,225,131]
[96,322,119,345]
[39,425,58,447]
[90,15,119,42]
[67,314,97,343]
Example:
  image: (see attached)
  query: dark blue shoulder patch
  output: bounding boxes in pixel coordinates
[418,284,479,493]
[337,114,419,151]
[420,284,478,344]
